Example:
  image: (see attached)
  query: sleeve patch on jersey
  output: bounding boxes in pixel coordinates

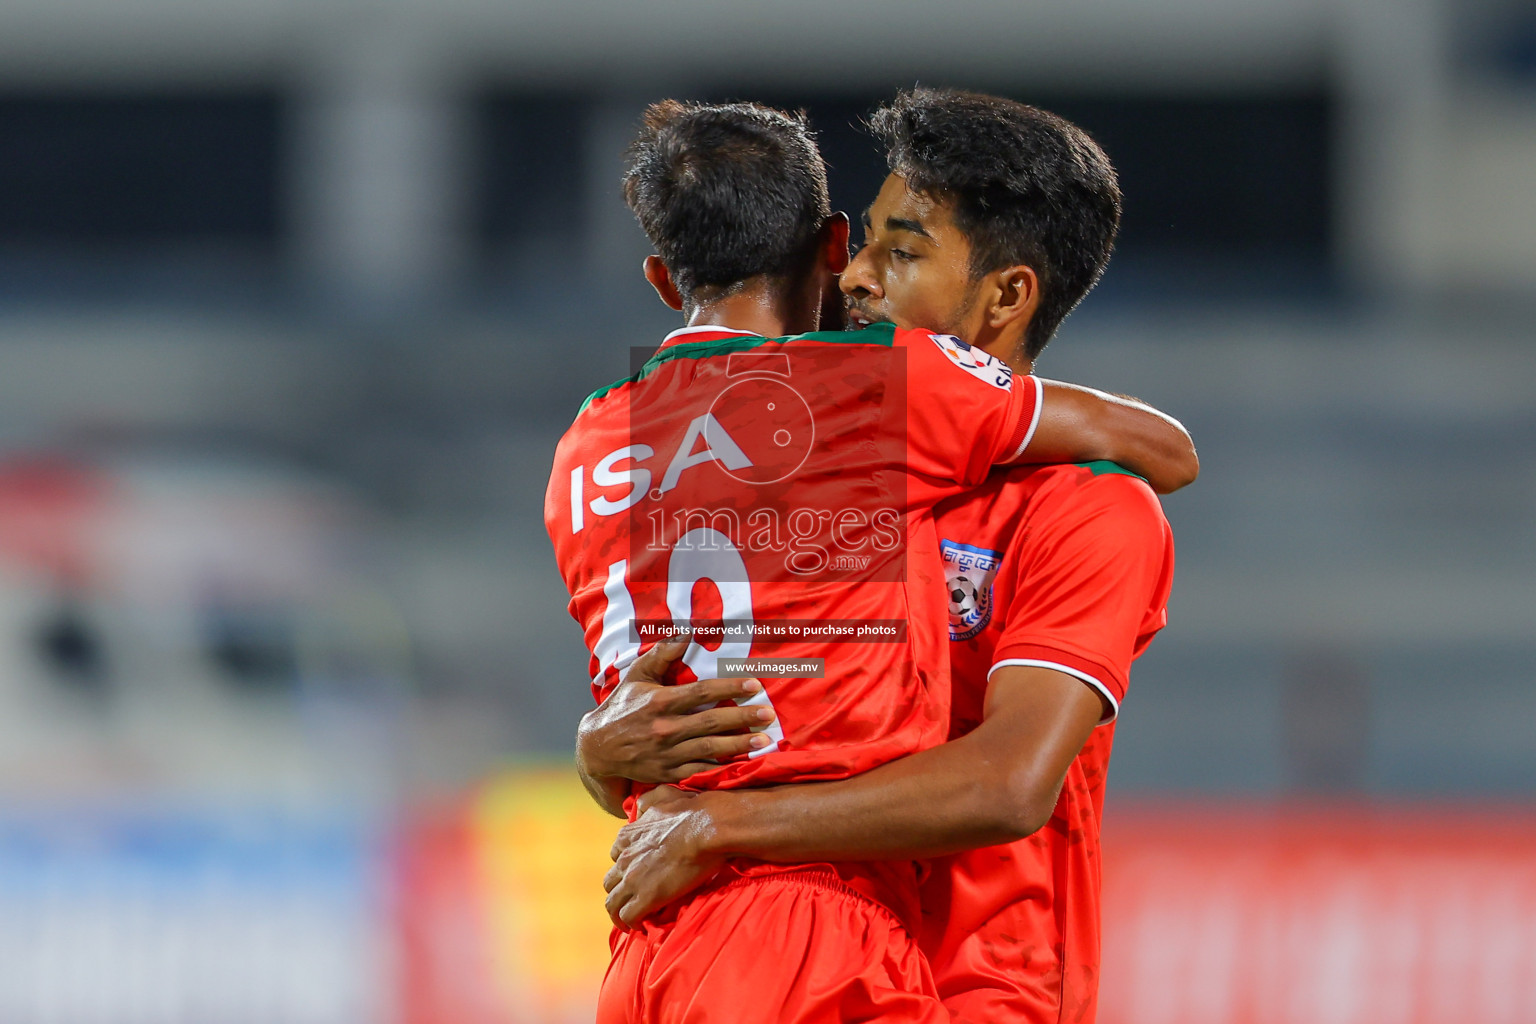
[929,334,1013,391]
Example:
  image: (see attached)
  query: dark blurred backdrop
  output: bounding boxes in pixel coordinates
[0,0,1533,1020]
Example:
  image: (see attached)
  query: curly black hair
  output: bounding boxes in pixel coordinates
[870,88,1121,359]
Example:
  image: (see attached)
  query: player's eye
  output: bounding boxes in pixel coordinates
[891,248,918,263]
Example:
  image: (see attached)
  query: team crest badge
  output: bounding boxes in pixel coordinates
[940,539,1001,641]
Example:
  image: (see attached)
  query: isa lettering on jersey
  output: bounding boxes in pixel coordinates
[929,334,1013,391]
[940,538,1001,641]
[605,340,909,586]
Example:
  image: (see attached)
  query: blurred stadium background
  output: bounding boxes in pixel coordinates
[0,0,1533,1020]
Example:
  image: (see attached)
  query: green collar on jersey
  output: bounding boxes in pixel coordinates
[578,321,897,415]
[1076,460,1147,482]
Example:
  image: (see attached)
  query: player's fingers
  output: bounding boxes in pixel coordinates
[619,891,652,928]
[664,675,762,712]
[665,733,771,773]
[669,702,774,742]
[610,829,632,863]
[603,862,622,893]
[605,883,631,929]
[625,641,689,684]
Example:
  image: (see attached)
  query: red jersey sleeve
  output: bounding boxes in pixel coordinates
[896,327,1042,488]
[989,469,1174,722]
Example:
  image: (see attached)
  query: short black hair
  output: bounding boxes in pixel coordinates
[622,100,832,302]
[869,88,1121,359]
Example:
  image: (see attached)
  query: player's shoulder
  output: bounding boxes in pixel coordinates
[1035,460,1159,498]
[883,324,1021,396]
[1026,461,1167,531]
[556,368,645,471]
[780,322,976,355]
[943,460,1156,521]
[573,326,775,419]
[775,322,898,348]
[575,371,635,420]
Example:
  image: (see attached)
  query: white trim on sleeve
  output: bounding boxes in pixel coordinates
[1011,375,1045,459]
[988,656,1119,724]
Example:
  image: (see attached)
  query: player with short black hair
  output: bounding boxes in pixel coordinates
[623,100,831,307]
[550,96,1194,1024]
[868,86,1121,360]
[594,89,1182,1022]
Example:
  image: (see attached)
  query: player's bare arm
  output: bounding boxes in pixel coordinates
[576,642,776,818]
[1027,381,1198,493]
[601,656,1102,926]
[600,451,1172,927]
[551,93,1163,1020]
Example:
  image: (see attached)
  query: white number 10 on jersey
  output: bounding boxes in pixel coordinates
[593,528,783,758]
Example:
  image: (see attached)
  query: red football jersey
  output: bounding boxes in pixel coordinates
[922,461,1175,1023]
[545,321,1041,802]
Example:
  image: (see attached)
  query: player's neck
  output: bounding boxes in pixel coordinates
[684,279,818,339]
[976,334,1033,375]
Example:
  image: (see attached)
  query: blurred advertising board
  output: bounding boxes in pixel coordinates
[3,783,1531,1024]
[401,787,1536,1024]
[398,770,618,1024]
[1099,804,1536,1024]
[0,805,390,1024]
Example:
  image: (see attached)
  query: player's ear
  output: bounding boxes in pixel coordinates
[643,255,685,311]
[986,264,1040,331]
[820,213,851,275]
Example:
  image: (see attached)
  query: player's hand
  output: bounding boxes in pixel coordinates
[577,642,776,785]
[604,786,726,927]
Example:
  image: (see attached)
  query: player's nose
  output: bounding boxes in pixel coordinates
[839,249,881,298]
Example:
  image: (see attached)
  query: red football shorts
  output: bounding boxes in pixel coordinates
[596,867,948,1024]
[929,935,1069,1024]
